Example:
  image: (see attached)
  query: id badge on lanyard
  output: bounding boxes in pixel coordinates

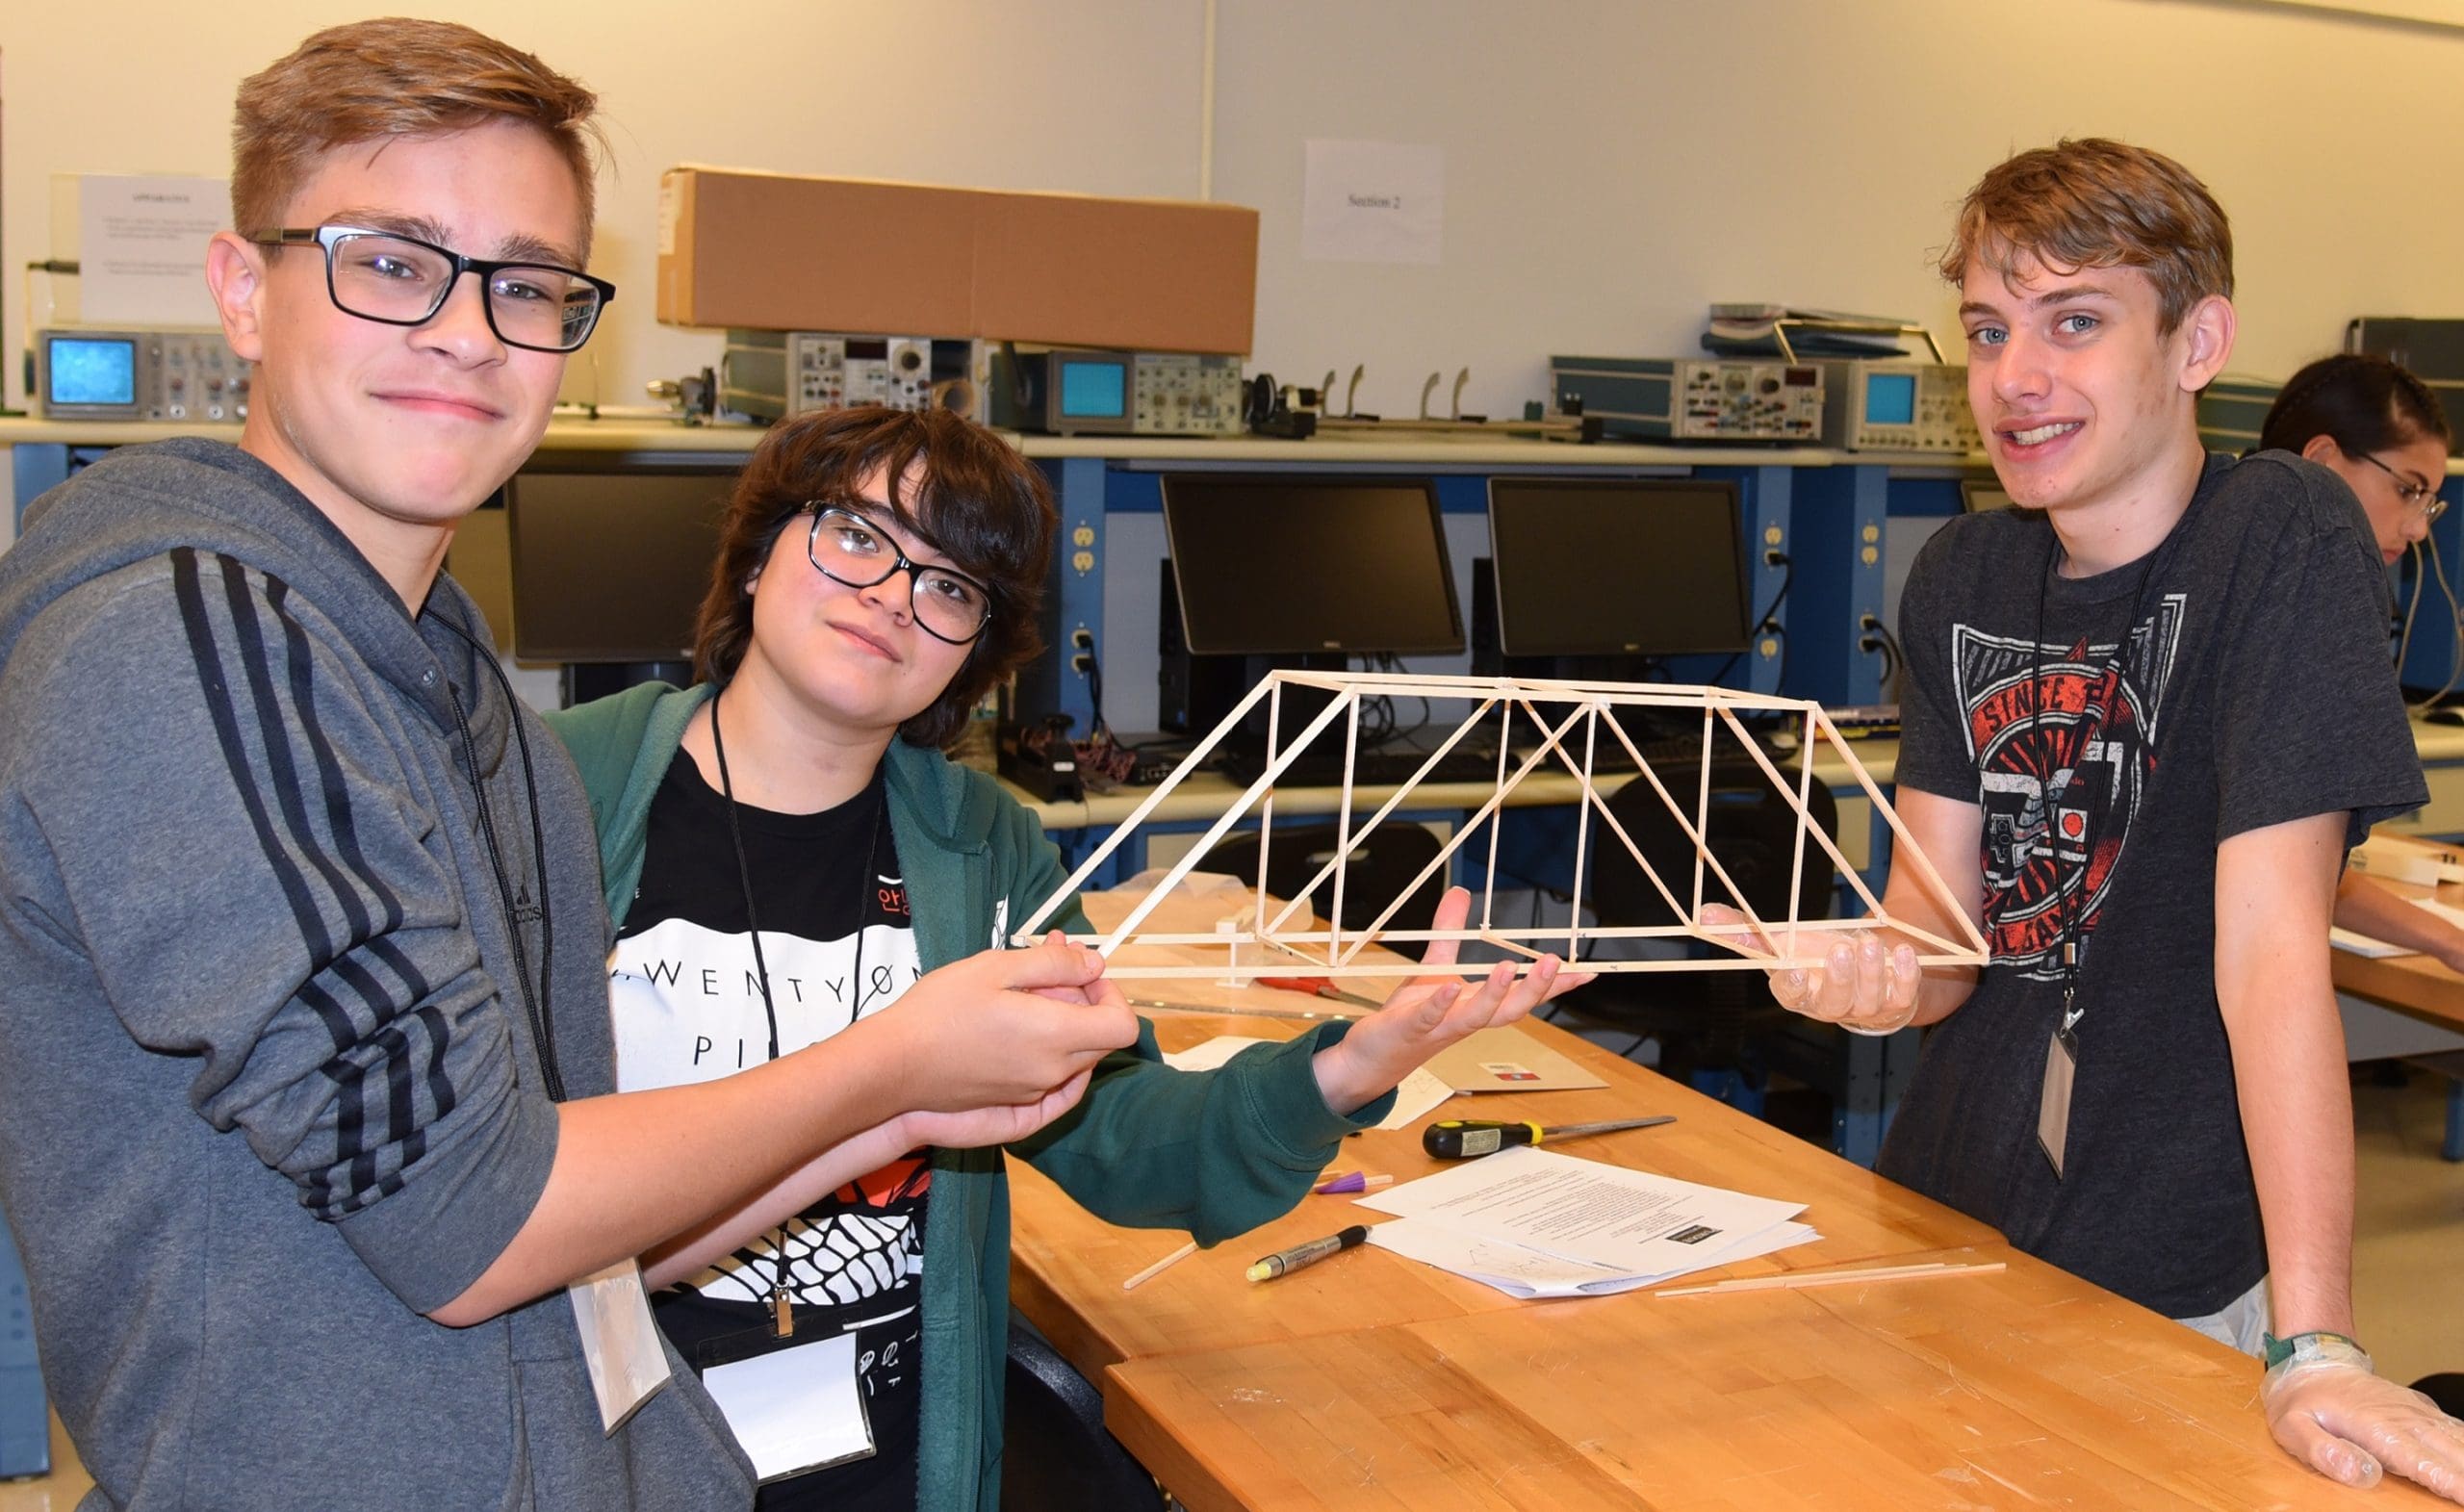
[2028,542,2155,1183]
[2037,1003,2082,1179]
[694,1311,877,1483]
[567,1260,674,1434]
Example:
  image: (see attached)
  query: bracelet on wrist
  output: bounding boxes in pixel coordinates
[2263,1330,2371,1371]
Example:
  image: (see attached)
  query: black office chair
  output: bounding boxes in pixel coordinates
[2415,1373,2464,1418]
[1001,1309,1165,1512]
[1206,820,1450,959]
[1560,760,1839,1087]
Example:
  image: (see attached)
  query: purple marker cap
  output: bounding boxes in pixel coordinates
[1312,1171,1391,1194]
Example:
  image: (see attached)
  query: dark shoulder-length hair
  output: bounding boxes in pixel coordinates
[692,406,1055,749]
[2260,352,2452,457]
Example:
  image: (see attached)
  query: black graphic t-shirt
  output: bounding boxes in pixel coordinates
[1958,572,2186,978]
[1884,451,2426,1318]
[608,756,926,1509]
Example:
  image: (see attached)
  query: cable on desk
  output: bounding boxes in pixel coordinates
[1068,635,1138,789]
[2397,563,2422,682]
[1712,551,1793,689]
[1322,653,1400,751]
[1859,615,1903,697]
[1079,636,1110,737]
[2402,534,2464,711]
[1371,652,1432,744]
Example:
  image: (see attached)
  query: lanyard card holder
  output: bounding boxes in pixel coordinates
[2037,1019,2079,1179]
[566,1260,674,1435]
[695,1318,877,1483]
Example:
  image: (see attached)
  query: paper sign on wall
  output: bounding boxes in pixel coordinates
[1302,140,1443,266]
[76,174,227,327]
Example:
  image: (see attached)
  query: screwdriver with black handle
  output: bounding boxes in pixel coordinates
[1422,1115,1676,1160]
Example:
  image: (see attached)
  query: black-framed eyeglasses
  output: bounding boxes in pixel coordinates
[249,225,615,353]
[2354,448,2450,524]
[805,505,994,645]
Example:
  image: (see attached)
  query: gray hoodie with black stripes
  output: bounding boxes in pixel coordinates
[0,439,755,1510]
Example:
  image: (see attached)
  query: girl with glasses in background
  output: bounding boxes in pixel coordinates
[2261,352,2451,566]
[2258,354,2464,975]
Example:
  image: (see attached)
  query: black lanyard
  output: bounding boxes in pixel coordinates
[438,622,563,1102]
[2027,529,2177,1038]
[705,685,884,1335]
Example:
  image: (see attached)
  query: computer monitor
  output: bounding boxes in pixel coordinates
[1484,477,1749,658]
[504,467,739,672]
[1159,474,1463,655]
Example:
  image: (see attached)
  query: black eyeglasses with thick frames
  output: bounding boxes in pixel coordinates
[2353,448,2451,524]
[250,225,616,353]
[805,505,995,645]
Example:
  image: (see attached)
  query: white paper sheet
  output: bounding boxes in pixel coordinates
[1162,1035,1271,1072]
[1368,1217,1644,1296]
[2331,927,2417,958]
[1164,1037,1452,1131]
[700,1331,872,1483]
[1357,1145,1805,1278]
[1302,140,1444,265]
[2331,898,2464,957]
[76,174,227,327]
[1374,1066,1456,1131]
[1367,1216,1820,1298]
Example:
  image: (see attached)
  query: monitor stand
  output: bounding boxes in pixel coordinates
[561,661,693,707]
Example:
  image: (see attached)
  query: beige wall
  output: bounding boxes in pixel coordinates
[4,0,2461,429]
[1209,0,2464,416]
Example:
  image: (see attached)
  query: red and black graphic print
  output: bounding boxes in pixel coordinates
[1951,595,2183,980]
[767,1153,931,1314]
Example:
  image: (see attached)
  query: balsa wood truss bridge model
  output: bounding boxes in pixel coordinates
[1014,671,1988,986]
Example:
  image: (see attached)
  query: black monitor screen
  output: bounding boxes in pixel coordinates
[505,469,738,662]
[1161,474,1462,655]
[1486,477,1749,656]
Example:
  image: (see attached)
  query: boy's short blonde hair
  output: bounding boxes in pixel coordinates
[232,18,603,252]
[1940,138,2232,334]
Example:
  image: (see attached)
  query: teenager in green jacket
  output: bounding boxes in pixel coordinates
[544,405,1573,1510]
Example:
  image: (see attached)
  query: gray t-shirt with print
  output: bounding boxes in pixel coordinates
[1883,450,2424,1318]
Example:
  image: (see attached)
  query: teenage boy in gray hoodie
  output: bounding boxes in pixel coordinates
[0,20,1134,1509]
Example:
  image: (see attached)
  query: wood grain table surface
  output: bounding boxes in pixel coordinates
[1003,882,2441,1508]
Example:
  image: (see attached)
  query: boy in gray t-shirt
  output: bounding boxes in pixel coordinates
[1717,139,2464,1500]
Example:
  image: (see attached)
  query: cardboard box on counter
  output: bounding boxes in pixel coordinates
[657,167,1257,355]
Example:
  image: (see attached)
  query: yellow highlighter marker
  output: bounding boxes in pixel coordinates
[1246,1225,1368,1283]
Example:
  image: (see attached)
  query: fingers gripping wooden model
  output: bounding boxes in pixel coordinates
[1014,671,1988,984]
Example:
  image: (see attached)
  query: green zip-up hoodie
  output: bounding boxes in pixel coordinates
[546,682,1389,1509]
